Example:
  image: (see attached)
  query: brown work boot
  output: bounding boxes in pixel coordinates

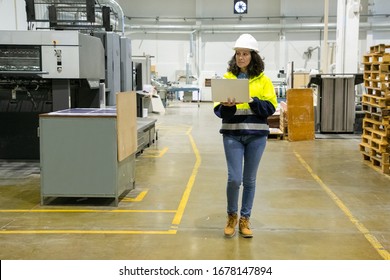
[239,216,253,238]
[224,213,238,237]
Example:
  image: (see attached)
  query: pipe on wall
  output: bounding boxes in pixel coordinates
[125,21,390,34]
[99,0,125,36]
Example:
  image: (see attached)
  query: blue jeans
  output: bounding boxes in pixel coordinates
[223,134,267,218]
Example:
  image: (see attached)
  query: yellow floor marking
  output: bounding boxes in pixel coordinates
[140,147,168,158]
[0,209,176,213]
[294,151,390,260]
[171,126,201,225]
[0,125,200,235]
[121,190,148,202]
[0,230,177,235]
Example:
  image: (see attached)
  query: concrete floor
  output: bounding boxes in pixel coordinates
[1,101,390,260]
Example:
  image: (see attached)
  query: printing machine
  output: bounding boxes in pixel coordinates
[0,30,105,159]
[0,29,156,160]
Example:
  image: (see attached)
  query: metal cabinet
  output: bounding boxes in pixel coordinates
[39,108,135,206]
[320,76,355,133]
[137,118,157,155]
[309,74,363,133]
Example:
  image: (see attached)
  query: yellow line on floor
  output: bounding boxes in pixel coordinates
[294,151,390,260]
[140,147,169,158]
[121,190,148,202]
[0,209,176,213]
[0,124,197,234]
[171,126,201,225]
[0,230,177,235]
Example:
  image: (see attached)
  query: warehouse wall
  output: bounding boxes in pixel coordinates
[124,0,340,81]
[123,0,390,82]
[130,31,332,81]
[1,0,390,83]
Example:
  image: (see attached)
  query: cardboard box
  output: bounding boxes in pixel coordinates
[286,88,315,141]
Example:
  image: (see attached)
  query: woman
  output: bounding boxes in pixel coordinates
[214,34,278,238]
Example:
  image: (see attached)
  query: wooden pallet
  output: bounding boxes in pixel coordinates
[279,107,288,135]
[268,128,285,140]
[363,126,390,140]
[363,116,390,132]
[365,112,390,124]
[365,63,390,73]
[361,134,390,153]
[365,88,390,99]
[362,94,390,108]
[369,44,390,54]
[362,104,390,117]
[364,84,390,93]
[379,63,390,73]
[361,134,390,152]
[361,44,390,174]
[361,149,390,174]
[364,79,390,91]
[363,53,390,64]
[364,71,390,81]
[359,141,390,155]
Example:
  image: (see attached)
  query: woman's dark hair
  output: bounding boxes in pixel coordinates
[227,51,264,78]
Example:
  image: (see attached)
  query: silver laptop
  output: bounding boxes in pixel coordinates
[210,79,250,103]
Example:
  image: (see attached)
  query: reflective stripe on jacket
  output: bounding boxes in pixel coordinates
[214,72,277,136]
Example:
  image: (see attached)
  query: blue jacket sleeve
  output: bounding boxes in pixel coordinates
[214,103,237,119]
[248,97,276,118]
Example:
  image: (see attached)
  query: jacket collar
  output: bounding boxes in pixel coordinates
[225,72,264,82]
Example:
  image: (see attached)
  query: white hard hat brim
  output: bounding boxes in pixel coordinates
[233,47,259,52]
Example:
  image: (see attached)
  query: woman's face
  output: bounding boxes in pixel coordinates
[235,48,252,71]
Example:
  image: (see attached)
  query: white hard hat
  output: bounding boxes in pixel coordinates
[233,34,259,52]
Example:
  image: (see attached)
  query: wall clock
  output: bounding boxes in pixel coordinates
[234,0,248,14]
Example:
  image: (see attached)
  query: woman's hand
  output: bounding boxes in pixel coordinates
[221,98,240,107]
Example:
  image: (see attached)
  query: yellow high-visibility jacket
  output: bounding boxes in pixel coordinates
[214,72,277,136]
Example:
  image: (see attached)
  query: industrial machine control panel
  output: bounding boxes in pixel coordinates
[0,30,105,80]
